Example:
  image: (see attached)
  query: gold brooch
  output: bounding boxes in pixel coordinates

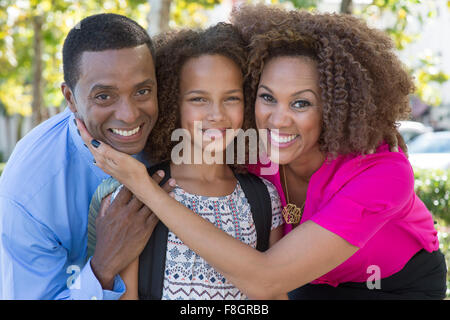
[282,203,303,224]
[281,165,305,224]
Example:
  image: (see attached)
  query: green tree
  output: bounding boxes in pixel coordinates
[171,0,221,28]
[147,0,221,36]
[0,0,150,129]
[360,0,449,106]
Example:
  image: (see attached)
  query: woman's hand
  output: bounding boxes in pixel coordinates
[76,119,148,187]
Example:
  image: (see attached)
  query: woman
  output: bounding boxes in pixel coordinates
[77,4,447,299]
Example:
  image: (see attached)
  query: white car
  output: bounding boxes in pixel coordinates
[397,120,432,144]
[407,131,450,170]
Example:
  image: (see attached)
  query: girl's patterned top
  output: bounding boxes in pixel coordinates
[162,178,283,300]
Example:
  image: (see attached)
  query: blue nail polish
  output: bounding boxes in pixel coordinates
[91,139,100,148]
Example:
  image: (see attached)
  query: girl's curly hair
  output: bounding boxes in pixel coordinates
[145,23,252,169]
[231,4,414,157]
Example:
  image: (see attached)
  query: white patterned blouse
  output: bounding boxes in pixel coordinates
[161,178,283,300]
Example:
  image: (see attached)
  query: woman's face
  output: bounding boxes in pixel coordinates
[179,54,244,156]
[255,56,323,165]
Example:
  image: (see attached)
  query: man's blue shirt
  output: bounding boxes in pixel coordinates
[0,108,126,299]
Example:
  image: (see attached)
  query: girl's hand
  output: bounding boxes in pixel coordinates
[75,119,147,187]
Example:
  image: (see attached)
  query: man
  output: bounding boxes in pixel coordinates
[0,13,166,299]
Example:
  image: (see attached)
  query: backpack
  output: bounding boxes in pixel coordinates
[138,161,273,300]
[87,161,273,300]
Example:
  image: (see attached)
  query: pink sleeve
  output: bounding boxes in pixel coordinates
[310,156,415,248]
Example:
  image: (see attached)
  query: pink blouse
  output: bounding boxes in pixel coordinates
[248,143,439,286]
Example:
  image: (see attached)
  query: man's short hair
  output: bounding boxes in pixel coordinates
[62,13,155,90]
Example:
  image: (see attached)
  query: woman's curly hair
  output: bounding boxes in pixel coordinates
[145,23,252,168]
[231,4,414,157]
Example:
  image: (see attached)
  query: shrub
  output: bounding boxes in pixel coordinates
[414,168,450,298]
[414,168,450,225]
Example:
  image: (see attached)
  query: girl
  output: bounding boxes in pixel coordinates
[87,22,284,300]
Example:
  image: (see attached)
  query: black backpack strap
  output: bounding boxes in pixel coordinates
[234,172,273,252]
[138,161,171,300]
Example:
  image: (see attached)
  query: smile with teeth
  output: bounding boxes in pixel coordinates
[270,130,299,144]
[110,125,141,137]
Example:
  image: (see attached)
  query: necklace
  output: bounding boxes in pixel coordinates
[281,165,304,224]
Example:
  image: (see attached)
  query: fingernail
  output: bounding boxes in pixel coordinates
[91,139,100,148]
[157,170,164,178]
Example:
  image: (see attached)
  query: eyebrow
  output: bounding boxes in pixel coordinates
[184,89,242,95]
[258,84,319,99]
[89,78,156,93]
[89,84,117,93]
[258,85,273,94]
[134,78,156,88]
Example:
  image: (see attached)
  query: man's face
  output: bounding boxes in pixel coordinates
[62,45,158,155]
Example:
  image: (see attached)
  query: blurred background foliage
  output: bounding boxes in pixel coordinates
[415,168,450,225]
[0,0,150,124]
[360,0,450,107]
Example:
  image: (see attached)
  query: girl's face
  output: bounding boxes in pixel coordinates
[255,56,323,165]
[179,54,244,155]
